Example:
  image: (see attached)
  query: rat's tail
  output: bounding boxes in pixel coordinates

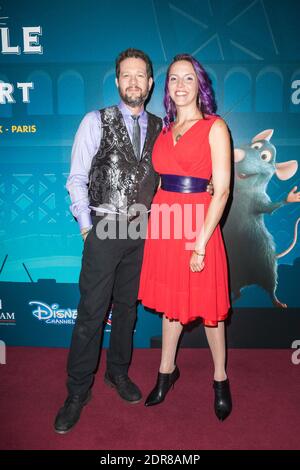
[276,217,300,258]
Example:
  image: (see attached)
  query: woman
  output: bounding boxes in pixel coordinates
[138,54,232,421]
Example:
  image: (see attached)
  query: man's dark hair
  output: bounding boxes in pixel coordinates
[115,48,153,79]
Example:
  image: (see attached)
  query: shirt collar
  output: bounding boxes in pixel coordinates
[118,101,146,119]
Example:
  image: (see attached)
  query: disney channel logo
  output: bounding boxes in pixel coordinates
[29,301,77,325]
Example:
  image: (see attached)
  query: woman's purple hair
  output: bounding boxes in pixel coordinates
[163,54,217,130]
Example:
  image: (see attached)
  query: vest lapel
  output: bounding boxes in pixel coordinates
[141,112,155,161]
[115,107,137,163]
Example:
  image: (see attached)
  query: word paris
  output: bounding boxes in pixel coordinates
[0,27,42,54]
[0,26,42,104]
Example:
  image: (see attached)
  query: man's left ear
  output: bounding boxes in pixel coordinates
[148,77,153,89]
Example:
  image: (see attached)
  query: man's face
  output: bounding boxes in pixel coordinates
[116,57,153,108]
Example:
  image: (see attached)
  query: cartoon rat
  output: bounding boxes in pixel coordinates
[223,129,300,308]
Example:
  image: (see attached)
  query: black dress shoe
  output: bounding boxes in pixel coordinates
[213,378,232,421]
[145,366,180,407]
[104,372,142,404]
[54,389,91,434]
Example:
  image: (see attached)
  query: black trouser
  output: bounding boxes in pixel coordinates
[67,216,145,396]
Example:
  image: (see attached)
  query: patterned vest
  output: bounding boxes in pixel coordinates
[88,106,162,213]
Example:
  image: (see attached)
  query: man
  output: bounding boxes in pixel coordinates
[54,48,162,434]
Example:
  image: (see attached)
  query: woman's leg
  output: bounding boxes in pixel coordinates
[145,316,182,406]
[204,321,232,420]
[159,316,183,373]
[204,321,227,381]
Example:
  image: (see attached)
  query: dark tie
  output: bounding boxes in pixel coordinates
[131,115,141,161]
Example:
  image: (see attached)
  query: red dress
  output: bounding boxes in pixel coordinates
[138,115,230,326]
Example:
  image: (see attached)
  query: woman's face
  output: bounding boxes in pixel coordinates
[168,60,199,109]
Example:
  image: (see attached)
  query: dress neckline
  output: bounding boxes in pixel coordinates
[170,117,205,148]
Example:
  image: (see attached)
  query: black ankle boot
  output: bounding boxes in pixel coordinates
[54,389,92,434]
[213,378,232,421]
[145,366,180,407]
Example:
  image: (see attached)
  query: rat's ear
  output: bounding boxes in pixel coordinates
[252,129,274,143]
[275,160,298,180]
[234,148,245,162]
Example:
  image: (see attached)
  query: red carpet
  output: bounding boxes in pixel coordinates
[0,347,299,450]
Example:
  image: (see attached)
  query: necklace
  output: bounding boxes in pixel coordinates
[174,116,202,143]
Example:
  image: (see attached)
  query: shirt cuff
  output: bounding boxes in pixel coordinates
[77,211,92,231]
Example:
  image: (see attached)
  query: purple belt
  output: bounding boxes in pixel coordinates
[161,174,209,193]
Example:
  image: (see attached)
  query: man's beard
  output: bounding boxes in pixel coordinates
[119,87,149,108]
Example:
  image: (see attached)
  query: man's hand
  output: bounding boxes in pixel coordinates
[206,178,214,196]
[81,226,92,241]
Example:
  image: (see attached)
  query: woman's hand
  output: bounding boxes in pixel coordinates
[190,250,205,272]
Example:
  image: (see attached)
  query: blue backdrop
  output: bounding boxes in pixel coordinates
[0,0,299,347]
